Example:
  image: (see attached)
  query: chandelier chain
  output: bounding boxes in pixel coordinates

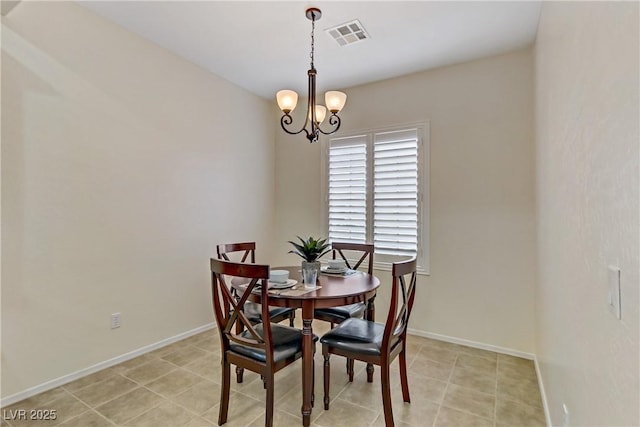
[310,14,315,69]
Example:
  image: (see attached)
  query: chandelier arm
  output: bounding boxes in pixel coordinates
[280,115,316,143]
[280,114,308,136]
[315,114,342,136]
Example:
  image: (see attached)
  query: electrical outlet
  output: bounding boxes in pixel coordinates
[563,403,570,427]
[111,313,122,329]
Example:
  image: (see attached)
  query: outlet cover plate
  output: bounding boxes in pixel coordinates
[608,266,621,319]
[111,312,122,329]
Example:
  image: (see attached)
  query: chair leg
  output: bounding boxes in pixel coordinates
[348,358,354,382]
[399,347,411,403]
[381,363,394,427]
[235,321,245,383]
[289,311,295,327]
[265,373,275,427]
[219,358,231,425]
[323,352,331,410]
[366,363,374,383]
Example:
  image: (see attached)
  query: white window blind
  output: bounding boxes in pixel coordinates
[328,135,367,244]
[326,123,428,272]
[373,129,419,257]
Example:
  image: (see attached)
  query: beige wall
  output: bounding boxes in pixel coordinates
[1,2,276,399]
[535,2,639,425]
[275,49,537,354]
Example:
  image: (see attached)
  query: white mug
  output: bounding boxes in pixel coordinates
[269,270,289,283]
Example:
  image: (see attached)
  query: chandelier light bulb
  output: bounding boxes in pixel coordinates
[309,105,327,124]
[325,91,347,114]
[276,90,298,113]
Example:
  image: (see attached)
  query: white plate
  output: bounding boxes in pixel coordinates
[268,279,297,289]
[321,266,347,274]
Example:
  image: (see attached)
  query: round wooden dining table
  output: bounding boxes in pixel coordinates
[255,266,380,427]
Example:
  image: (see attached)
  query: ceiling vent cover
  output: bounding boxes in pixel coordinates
[325,20,369,46]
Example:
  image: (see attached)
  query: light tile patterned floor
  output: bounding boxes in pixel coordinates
[2,316,546,426]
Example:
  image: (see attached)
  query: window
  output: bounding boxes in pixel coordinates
[324,123,429,273]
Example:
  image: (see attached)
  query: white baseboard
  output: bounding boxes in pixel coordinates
[0,323,216,408]
[534,356,552,427]
[406,328,536,360]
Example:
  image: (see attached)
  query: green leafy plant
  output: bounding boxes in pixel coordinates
[288,236,330,262]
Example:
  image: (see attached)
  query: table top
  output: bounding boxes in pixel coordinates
[273,266,380,300]
[231,265,380,310]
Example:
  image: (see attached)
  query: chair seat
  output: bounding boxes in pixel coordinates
[320,317,397,357]
[230,323,318,363]
[243,302,295,324]
[314,303,366,323]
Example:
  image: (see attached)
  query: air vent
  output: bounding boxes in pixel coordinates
[325,19,369,46]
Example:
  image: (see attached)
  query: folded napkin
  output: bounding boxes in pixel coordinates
[320,268,358,277]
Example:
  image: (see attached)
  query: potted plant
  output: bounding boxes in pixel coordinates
[288,236,330,288]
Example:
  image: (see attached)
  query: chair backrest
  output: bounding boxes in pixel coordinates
[216,242,256,263]
[210,258,275,363]
[382,258,417,350]
[331,242,374,274]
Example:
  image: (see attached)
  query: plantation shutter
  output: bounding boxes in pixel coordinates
[373,129,419,257]
[328,135,368,244]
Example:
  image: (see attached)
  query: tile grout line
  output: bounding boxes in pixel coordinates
[431,352,457,427]
[78,367,172,425]
[244,410,268,427]
[64,373,143,410]
[116,387,169,426]
[137,375,213,421]
[437,352,501,425]
[494,356,500,426]
[57,408,116,427]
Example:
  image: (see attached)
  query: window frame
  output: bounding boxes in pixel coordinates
[321,121,430,275]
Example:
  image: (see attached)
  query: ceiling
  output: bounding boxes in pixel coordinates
[78,1,541,100]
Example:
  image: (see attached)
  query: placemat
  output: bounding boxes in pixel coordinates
[269,285,322,296]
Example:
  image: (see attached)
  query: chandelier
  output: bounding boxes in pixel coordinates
[276,8,347,143]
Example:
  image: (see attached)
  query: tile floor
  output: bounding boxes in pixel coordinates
[2,316,546,426]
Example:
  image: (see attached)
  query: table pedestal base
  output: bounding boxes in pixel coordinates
[301,302,313,427]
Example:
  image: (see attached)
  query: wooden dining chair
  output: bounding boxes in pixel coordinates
[313,242,374,326]
[210,259,312,427]
[217,242,297,384]
[314,242,374,378]
[320,258,417,427]
[217,242,296,327]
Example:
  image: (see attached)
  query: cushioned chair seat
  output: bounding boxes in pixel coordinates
[320,317,397,357]
[314,303,366,323]
[230,323,318,363]
[242,302,295,324]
